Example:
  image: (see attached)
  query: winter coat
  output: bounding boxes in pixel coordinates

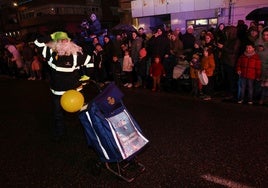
[220,26,241,67]
[31,56,42,71]
[122,55,133,72]
[189,59,201,79]
[149,62,165,77]
[130,36,143,64]
[201,54,215,77]
[147,34,170,59]
[89,19,101,35]
[181,32,196,50]
[103,39,115,64]
[170,38,184,58]
[256,26,268,82]
[236,52,261,80]
[92,50,104,69]
[5,44,23,69]
[136,56,148,77]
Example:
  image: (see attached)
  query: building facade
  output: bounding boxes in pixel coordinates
[0,0,120,40]
[130,0,268,34]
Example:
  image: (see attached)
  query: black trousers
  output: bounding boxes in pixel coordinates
[52,94,65,137]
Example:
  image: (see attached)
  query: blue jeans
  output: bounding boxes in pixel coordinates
[238,77,254,102]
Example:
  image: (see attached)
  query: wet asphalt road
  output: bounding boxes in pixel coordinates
[0,76,268,187]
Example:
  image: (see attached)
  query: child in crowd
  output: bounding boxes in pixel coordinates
[29,55,42,80]
[149,56,165,91]
[189,53,202,97]
[122,50,134,88]
[201,47,215,100]
[236,42,261,104]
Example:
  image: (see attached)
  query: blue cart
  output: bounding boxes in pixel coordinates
[79,82,149,182]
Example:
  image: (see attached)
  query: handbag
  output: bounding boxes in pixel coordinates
[198,71,208,85]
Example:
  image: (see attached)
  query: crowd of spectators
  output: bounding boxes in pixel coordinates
[1,19,268,105]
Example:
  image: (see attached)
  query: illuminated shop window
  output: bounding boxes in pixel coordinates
[209,18,218,25]
[187,20,195,26]
[196,19,208,25]
[187,18,218,28]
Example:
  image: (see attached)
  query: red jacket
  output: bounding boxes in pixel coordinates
[149,62,165,77]
[236,53,261,80]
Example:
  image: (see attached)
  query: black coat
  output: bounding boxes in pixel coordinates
[146,34,170,59]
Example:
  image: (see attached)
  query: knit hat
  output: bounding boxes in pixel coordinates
[50,31,70,41]
[187,25,194,30]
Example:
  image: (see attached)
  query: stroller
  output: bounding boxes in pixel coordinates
[172,56,191,91]
[79,81,149,182]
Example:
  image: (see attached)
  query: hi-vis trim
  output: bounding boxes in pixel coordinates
[85,111,110,160]
[48,54,79,72]
[50,89,65,95]
[84,55,93,67]
[34,40,93,71]
[50,85,83,95]
[34,40,45,47]
[34,40,47,58]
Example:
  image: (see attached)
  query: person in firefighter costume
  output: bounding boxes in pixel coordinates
[34,31,93,141]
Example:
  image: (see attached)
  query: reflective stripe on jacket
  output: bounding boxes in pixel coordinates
[34,40,93,95]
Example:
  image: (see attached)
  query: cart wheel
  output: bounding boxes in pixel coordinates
[91,161,102,176]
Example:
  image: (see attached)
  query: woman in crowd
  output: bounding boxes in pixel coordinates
[217,26,241,101]
[257,27,268,105]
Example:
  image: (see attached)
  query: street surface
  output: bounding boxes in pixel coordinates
[0,76,267,187]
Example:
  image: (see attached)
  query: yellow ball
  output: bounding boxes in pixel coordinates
[60,90,84,113]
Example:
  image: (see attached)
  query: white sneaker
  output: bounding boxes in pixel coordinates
[237,100,243,104]
[124,83,129,87]
[127,83,133,88]
[203,96,211,101]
